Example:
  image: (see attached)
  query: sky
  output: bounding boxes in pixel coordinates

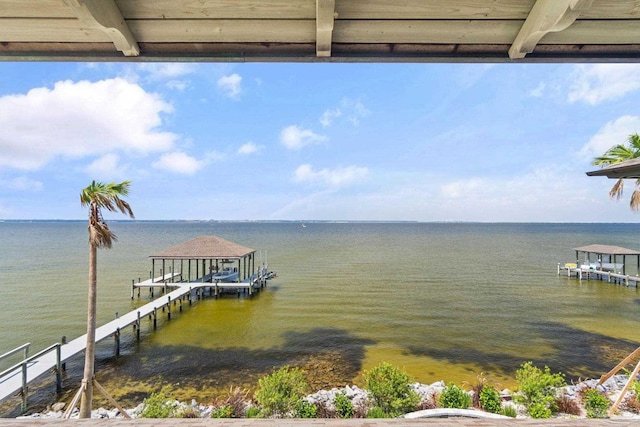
[1,61,640,222]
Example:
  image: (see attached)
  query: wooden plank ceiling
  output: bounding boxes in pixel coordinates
[1,0,640,62]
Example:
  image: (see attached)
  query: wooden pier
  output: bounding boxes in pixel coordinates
[558,263,640,287]
[558,244,640,287]
[0,274,269,411]
[0,235,273,412]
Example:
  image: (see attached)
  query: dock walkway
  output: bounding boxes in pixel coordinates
[558,264,640,287]
[0,274,265,407]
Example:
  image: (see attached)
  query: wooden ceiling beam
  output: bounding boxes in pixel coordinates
[316,0,335,57]
[64,0,140,56]
[509,0,594,59]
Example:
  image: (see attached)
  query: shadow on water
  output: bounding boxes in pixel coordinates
[406,320,640,381]
[0,327,374,416]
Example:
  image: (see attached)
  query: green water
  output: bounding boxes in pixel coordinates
[1,221,640,414]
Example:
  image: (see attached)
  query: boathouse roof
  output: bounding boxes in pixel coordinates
[574,244,640,256]
[150,236,255,260]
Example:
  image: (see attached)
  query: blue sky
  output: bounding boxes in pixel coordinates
[1,62,640,222]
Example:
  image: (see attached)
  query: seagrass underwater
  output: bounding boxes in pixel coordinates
[1,220,640,416]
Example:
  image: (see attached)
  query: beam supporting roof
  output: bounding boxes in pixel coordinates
[63,0,140,56]
[316,0,335,57]
[509,0,594,59]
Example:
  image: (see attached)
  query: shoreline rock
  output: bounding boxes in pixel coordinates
[17,374,640,420]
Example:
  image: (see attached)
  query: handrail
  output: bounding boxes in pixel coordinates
[0,343,29,364]
[0,342,63,413]
[0,343,59,380]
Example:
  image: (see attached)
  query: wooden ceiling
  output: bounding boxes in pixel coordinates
[2,0,640,62]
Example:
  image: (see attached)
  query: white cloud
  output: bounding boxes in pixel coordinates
[320,108,341,127]
[217,74,242,98]
[166,80,189,91]
[238,142,261,155]
[293,164,369,187]
[280,125,326,150]
[0,176,43,192]
[580,115,640,161]
[84,153,129,179]
[342,98,370,125]
[0,78,176,171]
[528,82,546,98]
[136,63,197,80]
[320,98,370,127]
[568,64,640,105]
[152,151,205,175]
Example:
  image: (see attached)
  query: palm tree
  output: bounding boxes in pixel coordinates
[78,180,134,418]
[592,133,640,212]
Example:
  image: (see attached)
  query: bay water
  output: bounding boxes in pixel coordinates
[1,221,640,415]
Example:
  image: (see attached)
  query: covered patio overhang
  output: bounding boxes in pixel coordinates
[2,1,640,63]
[586,158,640,180]
[149,235,256,284]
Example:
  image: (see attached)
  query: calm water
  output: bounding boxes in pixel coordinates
[1,221,640,415]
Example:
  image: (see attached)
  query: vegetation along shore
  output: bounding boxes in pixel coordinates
[16,361,640,420]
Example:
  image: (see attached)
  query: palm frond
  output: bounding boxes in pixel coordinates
[81,181,134,218]
[592,145,638,166]
[82,180,133,249]
[628,133,640,151]
[631,189,640,212]
[609,179,624,200]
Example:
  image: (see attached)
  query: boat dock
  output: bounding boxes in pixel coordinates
[558,244,640,287]
[0,273,272,412]
[0,235,274,413]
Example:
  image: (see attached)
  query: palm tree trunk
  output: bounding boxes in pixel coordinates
[79,240,97,418]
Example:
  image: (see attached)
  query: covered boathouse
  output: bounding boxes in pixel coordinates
[573,244,640,276]
[149,235,257,285]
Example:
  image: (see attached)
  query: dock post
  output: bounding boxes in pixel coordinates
[179,298,183,312]
[557,263,560,275]
[136,311,141,341]
[55,343,62,392]
[167,296,171,320]
[189,287,192,305]
[21,363,27,414]
[114,328,120,357]
[61,336,66,371]
[131,280,135,300]
[138,278,141,297]
[153,308,157,329]
[627,275,630,287]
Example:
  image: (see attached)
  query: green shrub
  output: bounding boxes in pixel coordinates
[365,406,388,418]
[140,385,176,418]
[501,404,517,418]
[334,392,355,418]
[583,388,610,418]
[438,383,472,409]
[245,406,262,418]
[479,384,502,414]
[211,404,234,418]
[362,362,420,417]
[254,365,308,417]
[515,362,566,419]
[296,400,317,418]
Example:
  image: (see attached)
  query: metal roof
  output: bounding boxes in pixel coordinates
[573,244,640,256]
[585,158,640,179]
[2,1,640,62]
[150,235,255,260]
